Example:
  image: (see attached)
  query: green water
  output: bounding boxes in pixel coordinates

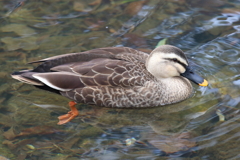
[0,0,240,159]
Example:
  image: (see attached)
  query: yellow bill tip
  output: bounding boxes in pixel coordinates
[199,79,208,87]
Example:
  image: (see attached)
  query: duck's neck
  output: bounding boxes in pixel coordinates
[157,77,193,105]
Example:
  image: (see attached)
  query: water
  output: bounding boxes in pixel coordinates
[0,0,240,159]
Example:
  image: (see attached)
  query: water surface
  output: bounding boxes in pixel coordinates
[0,0,240,159]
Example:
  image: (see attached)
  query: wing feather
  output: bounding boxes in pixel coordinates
[43,58,150,88]
[32,72,84,91]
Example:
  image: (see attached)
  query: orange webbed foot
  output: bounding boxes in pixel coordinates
[58,101,78,125]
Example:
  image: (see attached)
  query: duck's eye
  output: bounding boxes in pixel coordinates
[172,58,178,62]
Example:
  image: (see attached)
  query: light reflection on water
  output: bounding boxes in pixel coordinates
[0,0,240,159]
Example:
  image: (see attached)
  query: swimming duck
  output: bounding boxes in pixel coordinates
[11,45,208,125]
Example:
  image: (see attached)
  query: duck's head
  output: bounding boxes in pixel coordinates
[146,45,208,86]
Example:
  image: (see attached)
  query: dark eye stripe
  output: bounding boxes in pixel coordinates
[164,58,187,69]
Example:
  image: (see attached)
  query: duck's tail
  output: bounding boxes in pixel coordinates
[11,70,44,86]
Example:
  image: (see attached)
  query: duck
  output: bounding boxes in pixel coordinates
[11,45,208,125]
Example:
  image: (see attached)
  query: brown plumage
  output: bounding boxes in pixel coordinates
[11,45,208,124]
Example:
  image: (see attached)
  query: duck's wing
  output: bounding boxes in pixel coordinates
[11,47,156,107]
[12,47,150,88]
[31,57,152,92]
[30,47,149,72]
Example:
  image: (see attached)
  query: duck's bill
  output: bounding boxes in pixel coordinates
[180,66,208,87]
